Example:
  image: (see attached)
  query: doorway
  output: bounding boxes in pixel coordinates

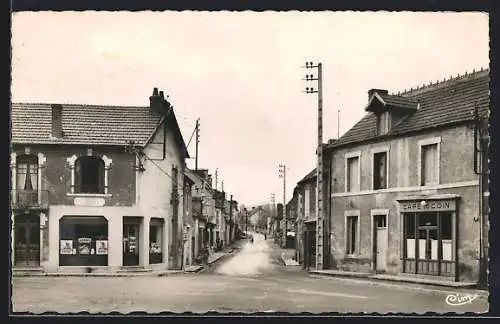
[373,214,388,273]
[303,228,316,270]
[14,215,40,267]
[191,236,195,265]
[123,218,141,266]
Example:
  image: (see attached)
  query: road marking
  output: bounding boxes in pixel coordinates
[287,288,369,299]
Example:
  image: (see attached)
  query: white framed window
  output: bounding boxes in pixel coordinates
[344,210,360,256]
[345,151,361,192]
[418,137,441,186]
[66,153,112,196]
[377,111,391,135]
[371,146,390,190]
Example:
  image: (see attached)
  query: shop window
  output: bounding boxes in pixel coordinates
[346,155,360,192]
[59,216,108,266]
[441,212,453,261]
[346,216,358,255]
[149,219,164,264]
[75,156,105,194]
[373,152,387,190]
[404,213,416,258]
[420,143,439,186]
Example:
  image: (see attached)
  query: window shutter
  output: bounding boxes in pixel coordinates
[74,161,81,193]
[98,160,105,194]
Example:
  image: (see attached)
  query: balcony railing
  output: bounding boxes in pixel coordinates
[11,189,49,209]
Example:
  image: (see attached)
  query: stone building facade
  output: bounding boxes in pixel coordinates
[11,88,190,274]
[325,69,489,283]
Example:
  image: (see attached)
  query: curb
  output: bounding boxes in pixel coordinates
[309,270,371,279]
[309,272,489,298]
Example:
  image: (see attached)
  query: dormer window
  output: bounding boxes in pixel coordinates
[365,88,418,136]
[377,111,391,135]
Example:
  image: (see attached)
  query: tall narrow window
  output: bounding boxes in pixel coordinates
[75,156,105,194]
[346,216,358,255]
[421,144,438,186]
[377,111,391,135]
[16,155,39,205]
[373,152,387,189]
[346,156,360,192]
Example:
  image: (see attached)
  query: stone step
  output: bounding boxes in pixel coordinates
[117,266,152,273]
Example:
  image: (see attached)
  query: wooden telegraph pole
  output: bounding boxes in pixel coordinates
[303,61,325,270]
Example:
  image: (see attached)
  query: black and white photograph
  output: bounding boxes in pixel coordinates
[10,10,490,314]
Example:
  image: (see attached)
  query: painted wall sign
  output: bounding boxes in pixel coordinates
[400,199,456,212]
[74,197,105,207]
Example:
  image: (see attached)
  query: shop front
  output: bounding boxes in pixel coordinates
[398,196,458,280]
[59,216,108,266]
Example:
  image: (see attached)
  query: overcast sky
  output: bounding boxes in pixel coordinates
[11,11,489,207]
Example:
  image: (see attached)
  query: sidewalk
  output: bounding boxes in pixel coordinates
[309,269,482,290]
[13,240,248,277]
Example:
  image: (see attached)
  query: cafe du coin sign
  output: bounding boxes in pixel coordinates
[400,199,456,213]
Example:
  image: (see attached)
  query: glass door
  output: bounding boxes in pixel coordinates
[123,223,140,266]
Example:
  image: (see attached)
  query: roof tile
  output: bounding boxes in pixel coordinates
[11,103,163,146]
[332,69,489,148]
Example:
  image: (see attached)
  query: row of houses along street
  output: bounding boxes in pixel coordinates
[280,68,490,289]
[11,88,250,274]
[11,71,491,314]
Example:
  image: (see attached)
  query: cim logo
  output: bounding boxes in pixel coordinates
[445,293,479,306]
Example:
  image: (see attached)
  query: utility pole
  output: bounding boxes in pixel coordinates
[229,194,233,243]
[215,168,218,190]
[337,109,340,139]
[303,61,325,270]
[270,193,276,238]
[195,118,200,170]
[278,163,286,248]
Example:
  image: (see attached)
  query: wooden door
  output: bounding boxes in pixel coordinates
[15,222,40,267]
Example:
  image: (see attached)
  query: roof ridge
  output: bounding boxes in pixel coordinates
[392,66,489,96]
[11,102,149,109]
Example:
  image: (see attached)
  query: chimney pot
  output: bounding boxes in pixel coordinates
[159,91,164,100]
[368,88,388,101]
[51,104,63,138]
[153,87,158,96]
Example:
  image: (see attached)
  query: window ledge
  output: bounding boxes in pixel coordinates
[66,193,112,198]
[345,254,361,259]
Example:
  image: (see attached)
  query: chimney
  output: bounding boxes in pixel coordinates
[368,88,388,101]
[149,87,163,114]
[51,104,63,138]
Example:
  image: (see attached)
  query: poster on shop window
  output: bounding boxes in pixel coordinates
[78,238,92,255]
[96,240,108,255]
[60,240,73,255]
[129,236,136,253]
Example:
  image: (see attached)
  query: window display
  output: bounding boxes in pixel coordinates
[59,216,108,266]
[149,218,164,264]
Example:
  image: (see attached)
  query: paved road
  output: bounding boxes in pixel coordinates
[12,234,489,314]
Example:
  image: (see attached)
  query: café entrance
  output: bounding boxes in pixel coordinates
[399,197,458,279]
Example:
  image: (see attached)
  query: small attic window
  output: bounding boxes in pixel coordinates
[377,111,391,135]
